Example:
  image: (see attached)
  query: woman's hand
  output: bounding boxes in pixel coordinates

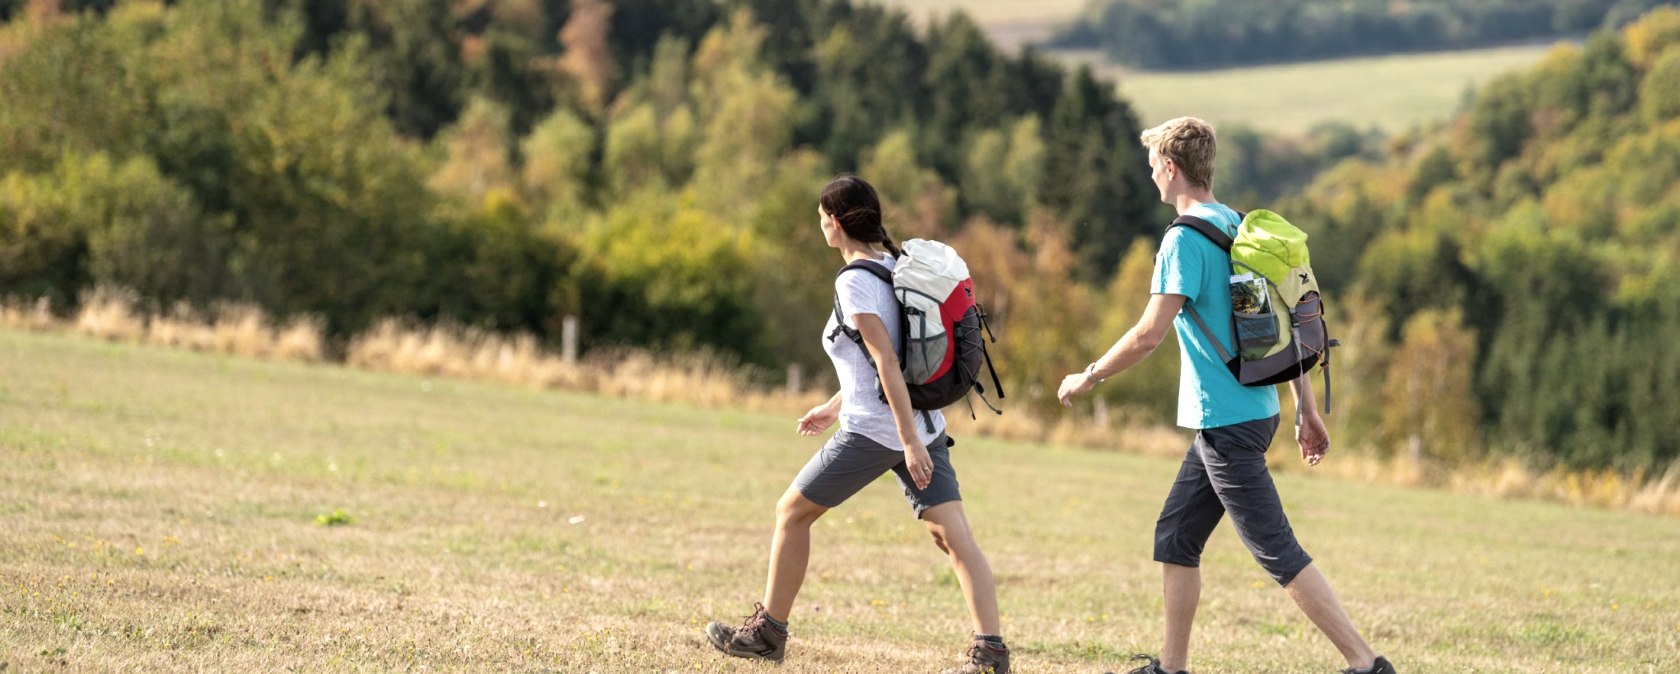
[796,401,840,437]
[903,440,934,490]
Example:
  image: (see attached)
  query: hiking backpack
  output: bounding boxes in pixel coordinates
[827,239,1004,430]
[1169,209,1339,415]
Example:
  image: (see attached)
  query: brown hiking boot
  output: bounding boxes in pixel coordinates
[940,636,1010,674]
[703,602,787,662]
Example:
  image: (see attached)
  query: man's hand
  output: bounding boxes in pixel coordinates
[796,402,840,437]
[1297,409,1330,466]
[1057,372,1096,407]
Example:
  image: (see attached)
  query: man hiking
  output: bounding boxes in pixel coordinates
[1056,117,1395,674]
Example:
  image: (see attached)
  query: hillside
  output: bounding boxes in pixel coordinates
[1281,8,1680,474]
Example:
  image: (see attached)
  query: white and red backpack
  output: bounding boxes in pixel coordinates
[827,239,1003,429]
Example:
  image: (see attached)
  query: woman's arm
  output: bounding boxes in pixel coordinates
[852,312,934,489]
[796,391,844,436]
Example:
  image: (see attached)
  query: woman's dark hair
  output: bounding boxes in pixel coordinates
[820,174,901,258]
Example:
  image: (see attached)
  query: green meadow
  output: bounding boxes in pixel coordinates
[1074,44,1559,136]
[1,328,1677,672]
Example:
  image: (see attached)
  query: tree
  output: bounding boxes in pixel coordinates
[860,130,956,238]
[0,12,147,175]
[1378,309,1482,466]
[1042,65,1158,278]
[521,106,598,215]
[347,0,465,139]
[558,0,615,113]
[1640,47,1680,123]
[1094,237,1178,422]
[430,97,519,204]
[469,28,557,135]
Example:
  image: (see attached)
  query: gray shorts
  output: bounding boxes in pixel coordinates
[793,430,960,518]
[1153,414,1313,586]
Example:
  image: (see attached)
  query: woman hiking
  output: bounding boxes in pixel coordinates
[703,175,1010,674]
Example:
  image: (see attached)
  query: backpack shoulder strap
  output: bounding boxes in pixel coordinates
[1169,215,1235,252]
[839,259,893,285]
[1167,214,1241,374]
[828,260,894,343]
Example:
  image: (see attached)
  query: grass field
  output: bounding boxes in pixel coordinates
[2,327,1678,672]
[1066,44,1558,136]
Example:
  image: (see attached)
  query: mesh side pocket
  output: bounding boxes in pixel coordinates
[1230,271,1279,358]
[1234,310,1280,357]
[903,331,949,384]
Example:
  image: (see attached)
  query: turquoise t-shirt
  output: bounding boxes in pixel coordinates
[1151,203,1281,429]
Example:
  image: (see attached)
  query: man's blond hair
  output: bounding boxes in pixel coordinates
[1140,117,1217,190]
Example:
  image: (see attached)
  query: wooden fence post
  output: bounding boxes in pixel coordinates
[561,316,579,364]
[787,363,803,396]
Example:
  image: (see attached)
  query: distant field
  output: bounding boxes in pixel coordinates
[2,328,1679,672]
[876,0,1087,25]
[1067,44,1558,136]
[874,0,1086,50]
[866,1,1554,133]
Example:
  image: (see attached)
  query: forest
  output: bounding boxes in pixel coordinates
[4,0,1680,475]
[1053,0,1680,70]
[0,0,1159,368]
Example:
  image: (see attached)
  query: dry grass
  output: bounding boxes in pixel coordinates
[54,287,327,362]
[2,328,1679,672]
[4,288,1679,519]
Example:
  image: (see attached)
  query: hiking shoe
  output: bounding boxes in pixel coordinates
[703,602,787,662]
[1343,656,1397,674]
[1104,654,1189,674]
[940,636,1010,674]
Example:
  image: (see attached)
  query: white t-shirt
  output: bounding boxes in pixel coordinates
[822,254,946,450]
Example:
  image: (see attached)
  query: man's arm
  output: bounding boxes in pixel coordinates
[1057,293,1187,406]
[1291,375,1330,465]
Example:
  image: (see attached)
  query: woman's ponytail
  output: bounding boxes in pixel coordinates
[881,233,902,259]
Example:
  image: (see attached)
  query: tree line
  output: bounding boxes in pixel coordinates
[0,0,1158,379]
[1053,0,1680,70]
[1280,7,1680,473]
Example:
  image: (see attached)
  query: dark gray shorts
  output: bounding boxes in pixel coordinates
[1152,414,1313,586]
[793,430,960,518]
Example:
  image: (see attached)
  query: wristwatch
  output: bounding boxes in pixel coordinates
[1084,362,1105,383]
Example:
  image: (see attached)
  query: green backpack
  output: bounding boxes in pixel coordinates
[1170,209,1338,415]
